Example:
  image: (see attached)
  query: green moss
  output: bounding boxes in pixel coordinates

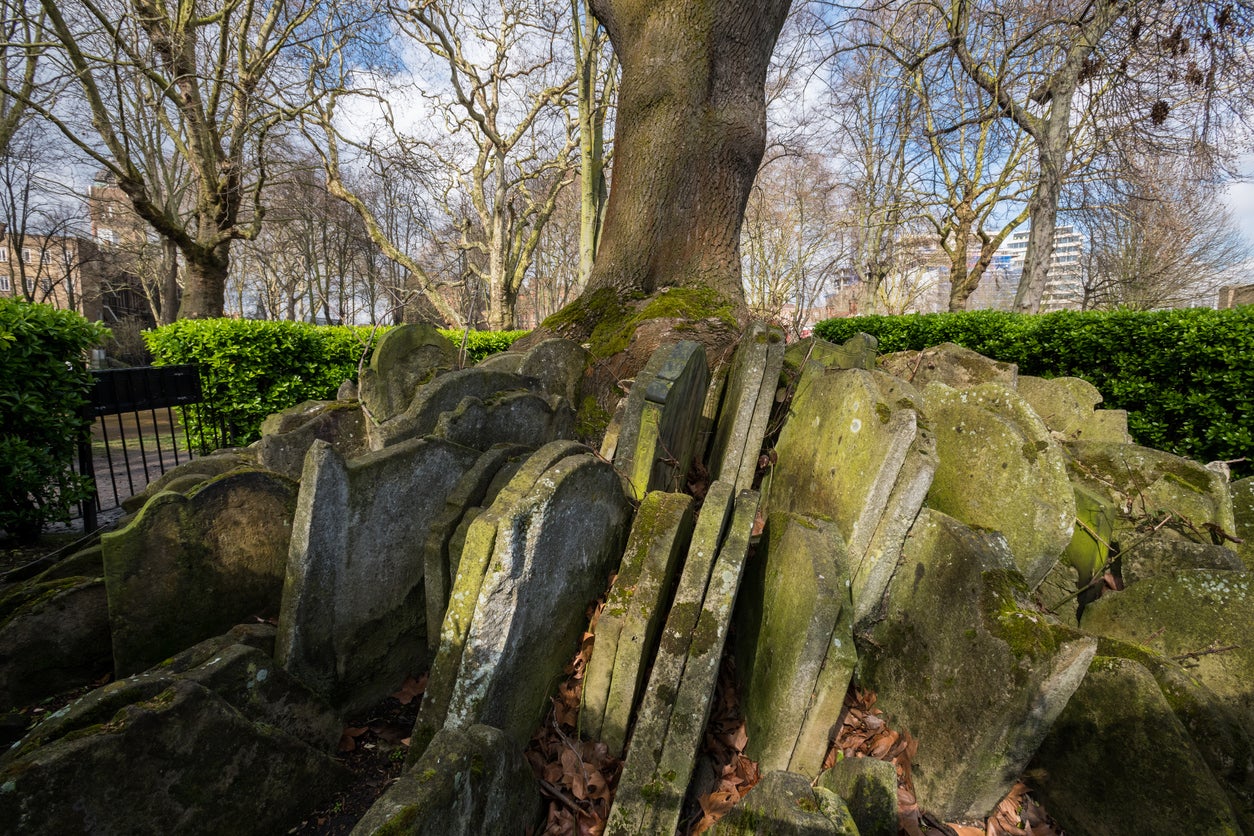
[0,576,88,627]
[547,286,739,360]
[796,794,819,813]
[374,805,419,836]
[874,402,893,425]
[979,569,1059,662]
[575,395,611,441]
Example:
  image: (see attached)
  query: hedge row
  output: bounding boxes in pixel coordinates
[1,300,110,539]
[144,319,527,446]
[814,307,1254,479]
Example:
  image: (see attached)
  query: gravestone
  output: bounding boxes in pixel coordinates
[258,400,367,481]
[276,436,480,712]
[817,757,898,836]
[516,337,590,405]
[712,770,859,835]
[368,368,536,449]
[862,509,1096,821]
[613,340,709,499]
[783,332,877,376]
[444,453,632,745]
[767,364,935,624]
[411,441,629,756]
[607,483,759,835]
[352,724,542,836]
[581,491,696,754]
[879,342,1017,389]
[1234,476,1254,571]
[104,469,298,677]
[923,381,1075,587]
[736,511,855,776]
[707,322,785,493]
[119,450,256,514]
[1017,375,1130,444]
[430,389,573,451]
[357,323,458,423]
[421,443,531,651]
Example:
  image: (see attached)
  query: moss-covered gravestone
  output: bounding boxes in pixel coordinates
[1028,656,1244,835]
[707,322,785,493]
[736,511,855,776]
[430,388,573,451]
[411,442,632,757]
[104,469,298,677]
[276,436,480,712]
[612,340,709,499]
[923,381,1075,587]
[1017,375,1130,444]
[1234,476,1254,572]
[711,770,859,835]
[767,364,936,625]
[607,483,758,836]
[879,341,1017,389]
[817,757,898,836]
[368,368,538,450]
[581,490,696,755]
[357,323,458,423]
[861,509,1096,821]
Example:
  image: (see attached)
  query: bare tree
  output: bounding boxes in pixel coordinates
[1077,154,1251,309]
[4,0,345,318]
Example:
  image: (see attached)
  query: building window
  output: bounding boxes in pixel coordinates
[0,274,9,292]
[21,248,33,264]
[40,275,53,294]
[0,247,6,262]
[97,228,118,245]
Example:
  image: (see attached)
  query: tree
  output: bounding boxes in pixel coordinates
[0,0,44,156]
[7,0,340,319]
[1077,155,1250,310]
[548,0,792,350]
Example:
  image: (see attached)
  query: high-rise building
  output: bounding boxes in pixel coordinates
[998,226,1085,311]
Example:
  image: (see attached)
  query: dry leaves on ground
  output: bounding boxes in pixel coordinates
[525,598,622,836]
[687,654,760,835]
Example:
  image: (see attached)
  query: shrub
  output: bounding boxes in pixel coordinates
[814,307,1254,478]
[144,320,528,447]
[0,300,110,540]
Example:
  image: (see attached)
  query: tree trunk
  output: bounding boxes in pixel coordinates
[578,0,791,312]
[159,239,180,325]
[179,243,230,319]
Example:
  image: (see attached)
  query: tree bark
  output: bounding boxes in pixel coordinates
[579,0,791,312]
[179,244,230,319]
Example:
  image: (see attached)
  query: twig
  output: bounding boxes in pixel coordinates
[1172,644,1240,664]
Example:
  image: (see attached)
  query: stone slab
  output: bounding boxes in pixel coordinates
[879,342,1017,389]
[1080,569,1254,724]
[430,389,573,451]
[613,341,709,499]
[517,337,590,405]
[422,444,531,652]
[258,400,367,481]
[707,322,785,494]
[444,453,633,746]
[606,480,735,835]
[118,450,256,513]
[1028,656,1244,835]
[737,512,855,776]
[712,770,859,835]
[104,469,297,677]
[817,756,898,836]
[923,381,1075,587]
[408,441,609,758]
[351,724,542,836]
[1231,476,1253,572]
[368,368,534,450]
[1119,537,1243,585]
[862,509,1097,821]
[276,437,479,712]
[358,323,458,423]
[582,491,695,753]
[783,333,878,376]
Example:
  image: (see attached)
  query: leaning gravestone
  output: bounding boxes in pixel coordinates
[581,490,696,754]
[103,469,298,676]
[357,323,458,423]
[421,443,531,651]
[607,484,758,836]
[444,452,633,746]
[276,436,480,712]
[783,333,878,376]
[707,322,785,493]
[767,364,935,625]
[817,756,899,836]
[922,381,1076,587]
[516,337,591,405]
[1233,476,1254,572]
[411,442,631,756]
[430,388,573,451]
[712,770,859,835]
[119,450,256,514]
[257,399,367,481]
[613,340,709,499]
[862,509,1096,821]
[736,511,856,776]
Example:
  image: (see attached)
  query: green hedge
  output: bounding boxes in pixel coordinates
[814,307,1254,479]
[0,300,109,540]
[144,319,527,446]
